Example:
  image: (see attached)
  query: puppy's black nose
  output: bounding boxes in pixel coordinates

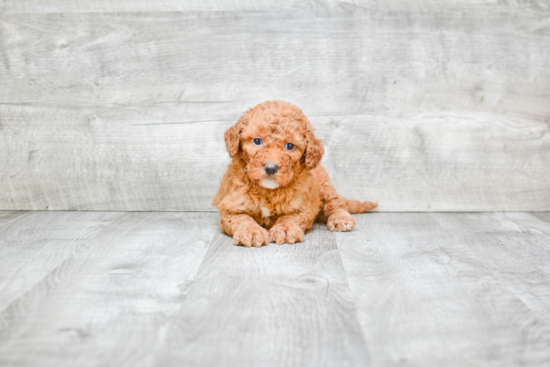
[264,163,279,175]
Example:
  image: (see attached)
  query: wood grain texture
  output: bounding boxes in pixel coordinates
[0,212,218,367]
[530,211,550,227]
[1,9,549,211]
[157,224,369,367]
[0,211,123,312]
[1,0,549,13]
[336,212,550,367]
[1,211,550,365]
[0,211,28,229]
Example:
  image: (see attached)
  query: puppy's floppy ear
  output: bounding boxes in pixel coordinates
[305,133,324,170]
[225,112,251,158]
[224,124,241,158]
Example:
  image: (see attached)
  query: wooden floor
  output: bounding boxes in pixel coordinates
[0,211,549,366]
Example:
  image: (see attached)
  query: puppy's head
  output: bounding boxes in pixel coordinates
[224,101,324,189]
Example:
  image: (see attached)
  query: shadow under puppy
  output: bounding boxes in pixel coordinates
[212,101,377,247]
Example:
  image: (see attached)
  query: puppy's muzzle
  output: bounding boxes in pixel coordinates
[263,163,279,176]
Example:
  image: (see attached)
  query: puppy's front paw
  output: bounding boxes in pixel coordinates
[233,222,269,248]
[269,223,304,245]
[327,213,356,232]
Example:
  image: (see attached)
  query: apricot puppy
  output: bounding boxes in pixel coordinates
[212,101,377,247]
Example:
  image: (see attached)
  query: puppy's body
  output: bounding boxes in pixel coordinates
[213,101,376,247]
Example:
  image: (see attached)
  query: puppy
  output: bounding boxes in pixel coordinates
[212,101,377,247]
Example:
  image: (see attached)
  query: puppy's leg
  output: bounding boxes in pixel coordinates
[315,166,357,232]
[220,212,269,248]
[269,210,316,245]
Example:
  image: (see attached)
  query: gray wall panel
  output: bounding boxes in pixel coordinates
[1,9,549,211]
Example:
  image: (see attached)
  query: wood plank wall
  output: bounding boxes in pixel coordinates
[1,1,549,211]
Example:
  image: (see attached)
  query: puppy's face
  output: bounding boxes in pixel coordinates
[224,101,324,189]
[240,118,306,189]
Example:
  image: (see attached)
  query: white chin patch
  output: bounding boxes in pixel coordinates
[260,179,279,189]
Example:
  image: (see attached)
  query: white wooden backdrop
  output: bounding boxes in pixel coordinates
[1,1,549,211]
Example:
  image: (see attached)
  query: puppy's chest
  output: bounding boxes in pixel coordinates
[253,198,298,228]
[255,201,280,225]
[259,205,273,219]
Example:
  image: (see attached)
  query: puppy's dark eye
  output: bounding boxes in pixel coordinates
[253,138,263,146]
[286,143,295,151]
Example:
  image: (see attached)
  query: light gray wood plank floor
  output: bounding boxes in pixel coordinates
[0,211,549,366]
[336,212,550,367]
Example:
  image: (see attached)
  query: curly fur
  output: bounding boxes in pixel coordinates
[212,101,377,247]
